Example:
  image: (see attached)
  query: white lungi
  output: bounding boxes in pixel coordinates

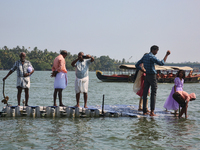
[17,77,30,88]
[54,72,68,89]
[75,76,89,94]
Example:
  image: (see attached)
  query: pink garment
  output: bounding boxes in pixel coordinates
[136,73,150,97]
[177,91,196,102]
[52,54,67,73]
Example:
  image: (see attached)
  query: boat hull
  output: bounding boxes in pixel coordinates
[96,70,200,83]
[96,70,132,82]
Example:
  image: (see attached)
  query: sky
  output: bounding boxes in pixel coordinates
[0,0,200,63]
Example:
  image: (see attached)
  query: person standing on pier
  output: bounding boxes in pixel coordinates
[51,50,68,106]
[133,63,150,112]
[71,52,94,108]
[3,52,34,106]
[133,53,150,112]
[135,45,171,116]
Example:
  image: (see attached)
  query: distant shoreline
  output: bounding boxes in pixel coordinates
[1,62,200,72]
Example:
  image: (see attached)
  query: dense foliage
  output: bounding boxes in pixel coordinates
[1,46,200,71]
[0,46,124,71]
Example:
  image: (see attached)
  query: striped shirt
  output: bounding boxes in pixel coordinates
[11,60,34,77]
[136,52,165,74]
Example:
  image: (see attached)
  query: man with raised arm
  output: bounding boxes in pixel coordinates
[135,45,170,116]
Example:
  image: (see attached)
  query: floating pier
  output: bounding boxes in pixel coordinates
[0,104,174,118]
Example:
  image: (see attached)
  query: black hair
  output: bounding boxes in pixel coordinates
[150,45,159,52]
[19,52,26,57]
[176,70,185,79]
[60,50,68,55]
[78,52,84,55]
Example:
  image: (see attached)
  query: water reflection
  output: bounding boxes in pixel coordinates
[158,117,200,149]
[1,71,200,149]
[3,118,38,149]
[128,117,160,140]
[45,118,94,149]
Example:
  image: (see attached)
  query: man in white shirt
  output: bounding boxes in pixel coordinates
[71,52,94,108]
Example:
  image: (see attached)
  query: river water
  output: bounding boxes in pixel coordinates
[0,71,200,150]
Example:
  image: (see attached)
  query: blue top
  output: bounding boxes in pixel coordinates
[75,59,92,79]
[135,52,165,74]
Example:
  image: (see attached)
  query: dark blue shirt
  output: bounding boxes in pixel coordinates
[135,52,165,74]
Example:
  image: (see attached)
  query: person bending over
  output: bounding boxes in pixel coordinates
[173,91,196,119]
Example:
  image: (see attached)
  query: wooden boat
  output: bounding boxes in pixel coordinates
[96,70,134,82]
[157,75,200,83]
[156,66,200,83]
[96,64,200,83]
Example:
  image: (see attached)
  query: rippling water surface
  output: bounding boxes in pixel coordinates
[0,71,200,149]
